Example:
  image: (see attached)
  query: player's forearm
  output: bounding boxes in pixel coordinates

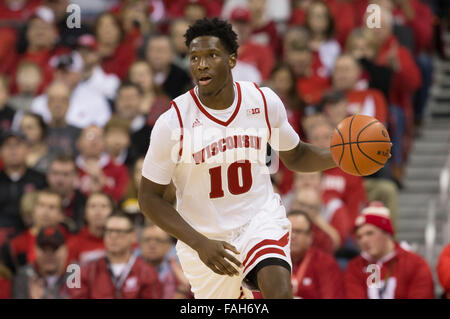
[283,142,336,173]
[138,192,208,250]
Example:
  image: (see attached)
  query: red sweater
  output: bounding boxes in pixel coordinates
[292,247,345,299]
[345,245,434,299]
[346,88,388,125]
[67,227,105,265]
[375,36,422,117]
[70,256,162,299]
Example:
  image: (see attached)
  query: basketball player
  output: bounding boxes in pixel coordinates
[138,18,336,299]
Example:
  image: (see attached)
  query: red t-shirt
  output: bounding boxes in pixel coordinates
[292,247,345,299]
[0,277,11,299]
[345,245,434,299]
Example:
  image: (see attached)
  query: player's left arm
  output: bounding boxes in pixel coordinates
[262,87,336,173]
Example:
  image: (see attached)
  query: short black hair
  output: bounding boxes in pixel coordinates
[184,18,238,55]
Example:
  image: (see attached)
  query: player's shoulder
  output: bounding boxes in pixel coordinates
[236,81,282,105]
[156,91,194,128]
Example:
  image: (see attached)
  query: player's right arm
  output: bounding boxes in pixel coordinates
[138,111,241,277]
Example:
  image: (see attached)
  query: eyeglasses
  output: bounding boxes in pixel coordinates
[141,237,171,244]
[104,228,133,236]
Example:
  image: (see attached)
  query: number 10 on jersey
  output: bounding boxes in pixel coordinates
[208,160,253,198]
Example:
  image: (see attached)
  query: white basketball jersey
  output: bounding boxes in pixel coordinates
[142,81,300,238]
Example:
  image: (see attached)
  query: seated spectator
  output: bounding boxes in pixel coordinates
[7,6,69,94]
[7,61,42,112]
[13,227,70,299]
[290,188,341,253]
[345,28,394,101]
[365,7,421,182]
[44,81,81,157]
[345,202,434,299]
[104,117,134,168]
[114,82,152,158]
[305,0,341,77]
[0,131,47,245]
[0,0,42,24]
[288,210,344,298]
[95,12,138,80]
[307,119,368,226]
[145,34,192,99]
[67,192,114,265]
[437,244,450,299]
[285,41,330,105]
[2,189,66,273]
[76,34,120,103]
[140,223,190,299]
[247,0,282,56]
[230,7,275,81]
[127,60,171,125]
[332,54,388,125]
[269,63,304,135]
[0,262,12,299]
[70,213,162,299]
[19,112,51,174]
[46,153,86,230]
[76,125,129,202]
[119,0,152,37]
[169,18,191,74]
[30,52,112,129]
[0,75,16,132]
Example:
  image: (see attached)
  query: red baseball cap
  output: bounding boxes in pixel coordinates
[355,201,394,235]
[230,7,251,23]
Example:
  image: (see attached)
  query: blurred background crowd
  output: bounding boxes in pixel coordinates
[0,0,449,299]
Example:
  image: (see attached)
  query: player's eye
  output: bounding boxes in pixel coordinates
[191,56,198,62]
[210,53,217,58]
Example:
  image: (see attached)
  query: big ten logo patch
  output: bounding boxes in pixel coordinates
[246,108,261,116]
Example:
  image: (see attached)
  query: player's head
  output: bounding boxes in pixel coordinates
[184,18,238,96]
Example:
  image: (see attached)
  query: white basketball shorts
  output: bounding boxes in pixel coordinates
[175,206,292,299]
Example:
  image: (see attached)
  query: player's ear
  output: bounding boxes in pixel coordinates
[229,53,237,69]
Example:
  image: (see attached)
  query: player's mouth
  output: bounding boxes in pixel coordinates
[198,76,212,86]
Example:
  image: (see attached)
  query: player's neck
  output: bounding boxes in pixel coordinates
[197,79,235,110]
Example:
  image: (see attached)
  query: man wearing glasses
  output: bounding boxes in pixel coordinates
[70,213,162,299]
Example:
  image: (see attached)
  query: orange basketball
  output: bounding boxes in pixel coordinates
[330,114,392,176]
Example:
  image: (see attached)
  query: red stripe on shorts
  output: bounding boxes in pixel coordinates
[243,247,286,273]
[242,232,289,267]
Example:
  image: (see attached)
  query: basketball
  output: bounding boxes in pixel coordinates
[330,114,392,176]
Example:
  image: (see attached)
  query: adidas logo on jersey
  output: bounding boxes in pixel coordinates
[192,118,202,127]
[246,108,261,116]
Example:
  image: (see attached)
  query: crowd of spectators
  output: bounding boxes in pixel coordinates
[0,0,449,299]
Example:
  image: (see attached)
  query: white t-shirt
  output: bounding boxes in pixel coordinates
[142,81,300,238]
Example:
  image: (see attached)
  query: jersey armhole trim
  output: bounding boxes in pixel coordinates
[171,101,183,159]
[253,83,271,140]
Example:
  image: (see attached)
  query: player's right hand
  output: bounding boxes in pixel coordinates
[195,239,242,277]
